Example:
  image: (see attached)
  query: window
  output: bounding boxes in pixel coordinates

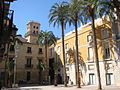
[26,58,32,67]
[57,46,60,55]
[38,48,42,54]
[65,43,68,50]
[102,28,109,39]
[87,35,93,42]
[27,47,32,53]
[10,45,14,51]
[88,47,93,61]
[65,52,69,64]
[89,73,95,85]
[104,42,110,59]
[106,73,113,85]
[27,71,31,81]
[33,31,35,34]
[36,27,38,29]
[36,31,38,34]
[33,26,35,28]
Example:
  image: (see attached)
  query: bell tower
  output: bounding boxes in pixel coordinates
[25,21,40,44]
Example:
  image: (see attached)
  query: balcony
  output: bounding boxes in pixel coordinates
[27,51,32,54]
[25,64,33,69]
[38,52,43,54]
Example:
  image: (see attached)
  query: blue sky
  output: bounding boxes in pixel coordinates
[10,0,74,38]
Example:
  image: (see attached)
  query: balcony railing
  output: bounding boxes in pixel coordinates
[27,51,32,54]
[25,64,33,69]
[38,52,43,54]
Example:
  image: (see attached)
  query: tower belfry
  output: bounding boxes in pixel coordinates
[25,21,40,44]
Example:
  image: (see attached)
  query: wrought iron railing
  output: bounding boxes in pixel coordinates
[25,64,33,69]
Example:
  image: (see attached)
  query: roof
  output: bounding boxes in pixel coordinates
[65,18,103,37]
[27,21,40,25]
[16,35,27,43]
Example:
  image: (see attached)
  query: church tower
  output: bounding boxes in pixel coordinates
[25,21,40,44]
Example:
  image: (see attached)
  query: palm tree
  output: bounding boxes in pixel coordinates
[53,61,58,86]
[81,0,102,89]
[37,30,56,83]
[49,2,69,87]
[99,0,120,21]
[38,61,45,85]
[67,0,84,88]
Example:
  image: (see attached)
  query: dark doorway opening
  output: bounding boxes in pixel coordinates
[27,71,31,81]
[49,58,54,84]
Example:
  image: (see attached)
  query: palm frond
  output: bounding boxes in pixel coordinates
[49,1,69,29]
[37,30,56,46]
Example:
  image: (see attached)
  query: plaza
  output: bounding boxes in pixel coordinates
[2,85,120,90]
[0,0,120,89]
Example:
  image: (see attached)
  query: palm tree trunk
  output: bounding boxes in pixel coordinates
[74,20,81,88]
[45,44,48,82]
[91,15,102,90]
[54,46,58,86]
[61,22,67,87]
[45,44,48,66]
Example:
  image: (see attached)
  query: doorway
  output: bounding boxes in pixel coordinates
[27,71,31,81]
[49,58,54,84]
[89,73,95,85]
[106,73,113,85]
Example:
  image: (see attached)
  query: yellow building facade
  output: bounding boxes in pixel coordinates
[55,18,118,86]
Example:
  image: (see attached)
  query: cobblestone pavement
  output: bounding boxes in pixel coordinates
[1,85,120,90]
